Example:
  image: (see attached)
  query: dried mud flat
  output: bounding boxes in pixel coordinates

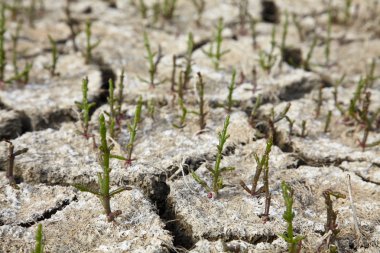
[0,0,380,252]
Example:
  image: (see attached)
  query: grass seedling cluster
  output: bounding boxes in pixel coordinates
[191,115,235,198]
[75,114,132,222]
[202,18,229,70]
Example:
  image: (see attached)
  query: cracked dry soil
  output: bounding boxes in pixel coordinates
[0,0,380,252]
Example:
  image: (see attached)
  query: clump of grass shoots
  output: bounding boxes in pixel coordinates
[280,181,305,253]
[191,115,234,198]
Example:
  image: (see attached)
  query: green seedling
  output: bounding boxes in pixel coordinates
[366,58,377,88]
[240,137,272,197]
[285,116,295,136]
[257,103,290,140]
[171,55,177,92]
[184,32,194,87]
[292,13,304,42]
[177,70,185,100]
[251,66,257,92]
[240,137,273,221]
[8,0,22,21]
[28,0,36,28]
[249,95,262,126]
[64,1,79,51]
[332,74,346,115]
[324,110,332,133]
[323,189,346,247]
[126,96,143,165]
[161,0,177,20]
[280,181,305,253]
[6,62,33,84]
[300,120,307,137]
[138,0,148,19]
[172,97,187,128]
[0,3,6,82]
[315,84,324,118]
[337,77,380,150]
[192,115,235,198]
[344,0,352,24]
[75,114,132,222]
[116,70,125,122]
[195,72,207,130]
[259,25,277,74]
[75,77,96,139]
[238,0,249,34]
[202,18,229,70]
[104,79,117,138]
[249,16,257,48]
[303,35,317,71]
[226,69,236,113]
[280,11,289,69]
[191,0,205,26]
[32,224,44,253]
[141,32,163,87]
[152,2,161,24]
[84,19,100,64]
[44,35,59,76]
[147,99,156,120]
[5,140,28,189]
[325,2,332,66]
[11,20,22,78]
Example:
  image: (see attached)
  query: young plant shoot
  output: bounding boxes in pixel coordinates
[191,115,235,198]
[5,140,28,188]
[172,97,187,129]
[126,96,143,165]
[226,69,236,113]
[259,25,277,74]
[75,114,131,222]
[105,79,116,138]
[32,224,44,253]
[44,35,59,76]
[202,18,229,70]
[141,31,162,87]
[240,137,273,197]
[75,77,96,139]
[280,181,305,253]
[196,72,207,130]
[0,4,6,81]
[84,19,100,64]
